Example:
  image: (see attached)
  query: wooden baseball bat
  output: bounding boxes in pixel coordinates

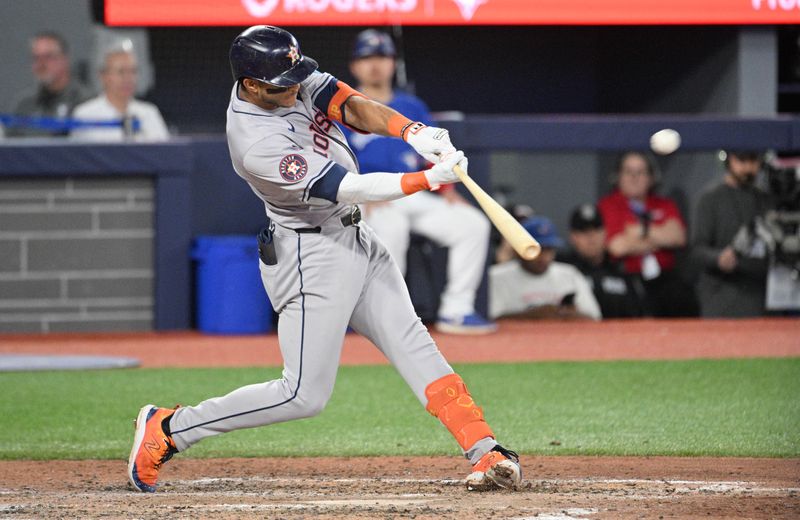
[453,164,541,260]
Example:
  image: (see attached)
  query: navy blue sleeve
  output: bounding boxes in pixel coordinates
[308,163,349,202]
[313,76,338,115]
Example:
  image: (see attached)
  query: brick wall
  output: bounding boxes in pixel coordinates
[0,177,154,333]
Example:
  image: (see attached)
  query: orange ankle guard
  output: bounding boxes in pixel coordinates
[425,373,494,450]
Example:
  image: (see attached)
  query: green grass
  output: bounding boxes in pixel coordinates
[1,358,798,460]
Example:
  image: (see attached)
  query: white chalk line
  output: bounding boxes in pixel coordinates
[571,478,799,495]
[179,476,462,486]
[514,508,599,520]
[172,475,799,495]
[1,476,795,516]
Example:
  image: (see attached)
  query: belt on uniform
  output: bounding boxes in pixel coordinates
[294,206,362,234]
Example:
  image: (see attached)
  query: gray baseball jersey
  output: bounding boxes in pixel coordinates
[167,72,464,455]
[227,71,359,229]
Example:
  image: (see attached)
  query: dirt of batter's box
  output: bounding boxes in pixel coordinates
[1,456,798,519]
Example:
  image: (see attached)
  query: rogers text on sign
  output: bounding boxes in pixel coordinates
[752,0,800,9]
[243,0,417,16]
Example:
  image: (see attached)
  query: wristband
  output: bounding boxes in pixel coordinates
[387,114,412,138]
[401,121,427,141]
[400,171,431,194]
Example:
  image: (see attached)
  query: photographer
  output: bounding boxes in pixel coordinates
[692,151,774,317]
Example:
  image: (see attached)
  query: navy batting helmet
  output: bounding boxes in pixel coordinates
[230,25,318,86]
[351,29,396,60]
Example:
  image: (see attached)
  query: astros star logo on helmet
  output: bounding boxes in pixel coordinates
[279,154,308,182]
[287,45,300,65]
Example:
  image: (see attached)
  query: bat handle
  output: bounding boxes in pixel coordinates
[453,164,469,181]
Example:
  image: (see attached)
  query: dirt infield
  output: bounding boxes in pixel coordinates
[1,319,798,518]
[1,456,798,519]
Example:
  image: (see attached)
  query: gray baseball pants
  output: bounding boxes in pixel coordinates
[169,218,455,451]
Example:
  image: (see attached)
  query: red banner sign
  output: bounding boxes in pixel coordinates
[105,0,800,26]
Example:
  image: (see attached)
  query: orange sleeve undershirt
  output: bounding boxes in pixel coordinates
[400,171,430,194]
[328,83,428,195]
[387,114,413,139]
[327,81,369,134]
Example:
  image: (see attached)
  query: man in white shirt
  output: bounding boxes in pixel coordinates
[490,216,602,320]
[71,42,169,141]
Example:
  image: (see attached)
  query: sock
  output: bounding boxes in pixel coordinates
[467,437,498,465]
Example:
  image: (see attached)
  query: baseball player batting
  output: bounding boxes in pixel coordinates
[127,25,521,493]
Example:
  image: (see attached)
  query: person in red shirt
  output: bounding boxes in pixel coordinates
[598,151,698,317]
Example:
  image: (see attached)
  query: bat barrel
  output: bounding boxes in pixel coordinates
[519,243,542,261]
[453,164,542,261]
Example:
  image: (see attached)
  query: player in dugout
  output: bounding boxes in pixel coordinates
[341,29,495,335]
[127,25,521,494]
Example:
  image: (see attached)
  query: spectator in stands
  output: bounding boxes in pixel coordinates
[71,41,168,142]
[341,29,494,335]
[692,151,773,317]
[560,204,648,318]
[489,216,601,320]
[598,151,697,317]
[8,31,90,137]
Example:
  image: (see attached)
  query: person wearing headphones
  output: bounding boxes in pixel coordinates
[692,151,774,317]
[597,151,697,317]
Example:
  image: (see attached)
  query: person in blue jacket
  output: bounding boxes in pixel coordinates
[341,29,494,334]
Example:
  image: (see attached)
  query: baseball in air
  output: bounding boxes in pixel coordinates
[649,129,681,155]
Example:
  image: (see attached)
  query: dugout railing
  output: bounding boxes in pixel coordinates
[0,115,797,331]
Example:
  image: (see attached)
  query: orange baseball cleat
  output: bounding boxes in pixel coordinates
[465,445,522,491]
[127,405,179,492]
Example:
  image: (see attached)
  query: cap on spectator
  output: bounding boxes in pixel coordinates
[352,29,396,60]
[569,204,604,231]
[727,150,763,161]
[521,216,564,249]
